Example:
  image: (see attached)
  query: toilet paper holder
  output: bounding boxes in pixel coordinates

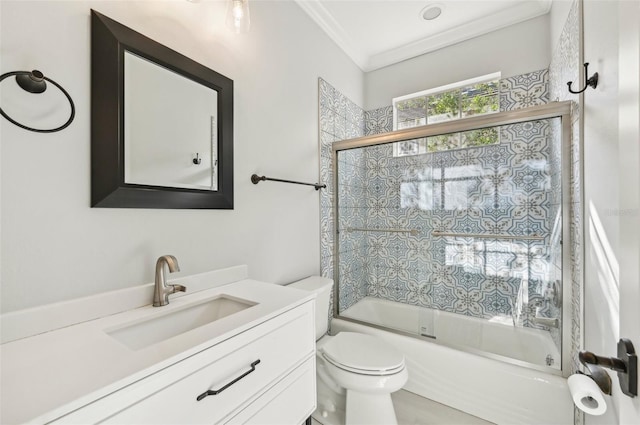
[579,338,637,397]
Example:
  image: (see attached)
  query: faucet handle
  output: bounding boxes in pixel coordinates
[161,284,186,305]
[171,284,187,294]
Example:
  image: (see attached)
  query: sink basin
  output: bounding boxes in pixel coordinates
[106,295,257,350]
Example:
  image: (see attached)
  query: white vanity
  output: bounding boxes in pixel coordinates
[0,266,316,424]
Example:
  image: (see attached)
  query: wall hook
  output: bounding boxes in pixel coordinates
[579,338,637,397]
[193,153,202,165]
[567,63,599,94]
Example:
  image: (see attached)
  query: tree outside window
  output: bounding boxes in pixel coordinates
[393,77,500,156]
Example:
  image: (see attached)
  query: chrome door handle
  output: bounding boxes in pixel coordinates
[196,359,261,401]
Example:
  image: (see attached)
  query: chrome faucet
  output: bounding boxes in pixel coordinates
[532,314,560,328]
[153,255,186,307]
[531,307,560,328]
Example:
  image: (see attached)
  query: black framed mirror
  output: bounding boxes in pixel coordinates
[91,10,233,209]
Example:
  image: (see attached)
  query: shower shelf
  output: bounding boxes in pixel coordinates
[431,231,544,241]
[345,227,419,236]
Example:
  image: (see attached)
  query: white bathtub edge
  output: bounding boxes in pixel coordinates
[331,317,574,425]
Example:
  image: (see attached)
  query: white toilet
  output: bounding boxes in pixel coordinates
[289,276,408,425]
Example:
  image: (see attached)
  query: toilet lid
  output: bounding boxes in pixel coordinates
[321,332,405,375]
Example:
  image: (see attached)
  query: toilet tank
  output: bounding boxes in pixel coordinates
[288,276,333,340]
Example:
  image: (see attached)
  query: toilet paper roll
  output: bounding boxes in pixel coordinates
[568,374,607,416]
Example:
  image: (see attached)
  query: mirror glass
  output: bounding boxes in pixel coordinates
[91,9,233,209]
[124,51,218,191]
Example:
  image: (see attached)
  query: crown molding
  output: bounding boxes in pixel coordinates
[295,0,552,72]
[294,0,368,69]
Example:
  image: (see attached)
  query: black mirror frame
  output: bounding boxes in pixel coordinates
[91,10,234,209]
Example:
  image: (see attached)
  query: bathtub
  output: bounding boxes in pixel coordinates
[341,297,561,370]
[333,297,573,425]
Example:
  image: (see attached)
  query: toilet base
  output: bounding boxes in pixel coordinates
[312,333,407,425]
[345,390,398,425]
[312,361,346,425]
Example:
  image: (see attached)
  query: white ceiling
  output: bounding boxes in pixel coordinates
[294,0,552,72]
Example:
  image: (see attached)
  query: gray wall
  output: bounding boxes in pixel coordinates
[363,14,550,110]
[583,0,640,424]
[0,0,363,312]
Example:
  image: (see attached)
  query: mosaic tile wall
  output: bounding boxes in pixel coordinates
[319,65,576,359]
[338,119,559,323]
[347,70,560,324]
[320,69,559,312]
[547,1,583,423]
[318,79,365,321]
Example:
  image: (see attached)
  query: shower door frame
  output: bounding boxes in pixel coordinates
[331,101,573,377]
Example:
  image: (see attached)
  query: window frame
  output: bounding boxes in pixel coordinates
[391,72,501,157]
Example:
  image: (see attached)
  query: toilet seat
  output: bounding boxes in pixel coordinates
[321,332,405,376]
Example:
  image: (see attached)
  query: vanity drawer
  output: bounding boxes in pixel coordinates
[225,357,315,425]
[55,301,314,424]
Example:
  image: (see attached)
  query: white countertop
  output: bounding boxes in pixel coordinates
[0,278,314,424]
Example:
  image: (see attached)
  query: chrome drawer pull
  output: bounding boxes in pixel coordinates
[196,359,261,401]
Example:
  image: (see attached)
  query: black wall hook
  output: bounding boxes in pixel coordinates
[567,63,599,94]
[193,153,202,165]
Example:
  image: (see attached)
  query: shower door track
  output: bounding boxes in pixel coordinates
[332,102,572,151]
[331,101,573,376]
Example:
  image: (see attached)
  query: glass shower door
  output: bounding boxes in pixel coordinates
[333,106,570,374]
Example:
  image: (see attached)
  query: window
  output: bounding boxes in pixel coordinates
[392,73,500,156]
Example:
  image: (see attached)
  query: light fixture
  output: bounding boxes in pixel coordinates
[421,4,443,21]
[226,0,250,34]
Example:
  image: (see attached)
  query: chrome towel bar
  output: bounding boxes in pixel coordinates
[431,231,544,240]
[345,227,419,236]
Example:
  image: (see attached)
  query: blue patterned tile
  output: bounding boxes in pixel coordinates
[431,283,456,310]
[320,106,335,138]
[455,287,484,317]
[511,165,548,196]
[365,106,393,135]
[405,210,433,238]
[481,240,517,277]
[499,69,549,111]
[365,151,391,174]
[453,146,484,167]
[491,290,514,316]
[320,254,333,279]
[346,99,364,126]
[334,115,347,141]
[502,120,550,142]
[449,209,484,235]
[480,143,515,169]
[340,148,361,165]
[509,137,549,166]
[335,91,348,119]
[399,181,432,210]
[320,67,579,356]
[431,150,458,170]
[376,284,414,305]
[406,255,430,283]
[319,78,335,111]
[431,262,455,287]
